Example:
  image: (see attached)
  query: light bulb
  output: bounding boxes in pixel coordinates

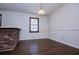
[37,9,45,15]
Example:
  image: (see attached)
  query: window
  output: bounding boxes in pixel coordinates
[29,17,39,33]
[0,14,2,26]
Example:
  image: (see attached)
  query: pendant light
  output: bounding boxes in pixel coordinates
[37,0,45,15]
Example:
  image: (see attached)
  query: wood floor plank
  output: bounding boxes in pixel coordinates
[0,39,79,55]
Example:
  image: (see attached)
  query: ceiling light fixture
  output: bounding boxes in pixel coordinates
[37,0,45,15]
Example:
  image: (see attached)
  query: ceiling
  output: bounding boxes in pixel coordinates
[0,3,65,15]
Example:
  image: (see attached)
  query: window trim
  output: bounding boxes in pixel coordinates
[0,14,2,26]
[29,17,39,33]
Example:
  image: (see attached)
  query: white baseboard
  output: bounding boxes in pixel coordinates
[49,38,79,49]
[19,38,49,40]
[20,37,79,49]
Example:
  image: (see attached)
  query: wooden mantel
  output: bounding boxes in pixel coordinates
[0,27,20,30]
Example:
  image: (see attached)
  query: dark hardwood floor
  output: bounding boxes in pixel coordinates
[0,39,79,55]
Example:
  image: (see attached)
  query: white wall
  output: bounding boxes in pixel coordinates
[0,10,48,40]
[49,3,79,49]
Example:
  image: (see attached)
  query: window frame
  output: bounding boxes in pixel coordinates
[29,17,39,33]
[0,14,2,26]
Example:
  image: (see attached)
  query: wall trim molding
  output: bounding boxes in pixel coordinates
[51,28,79,31]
